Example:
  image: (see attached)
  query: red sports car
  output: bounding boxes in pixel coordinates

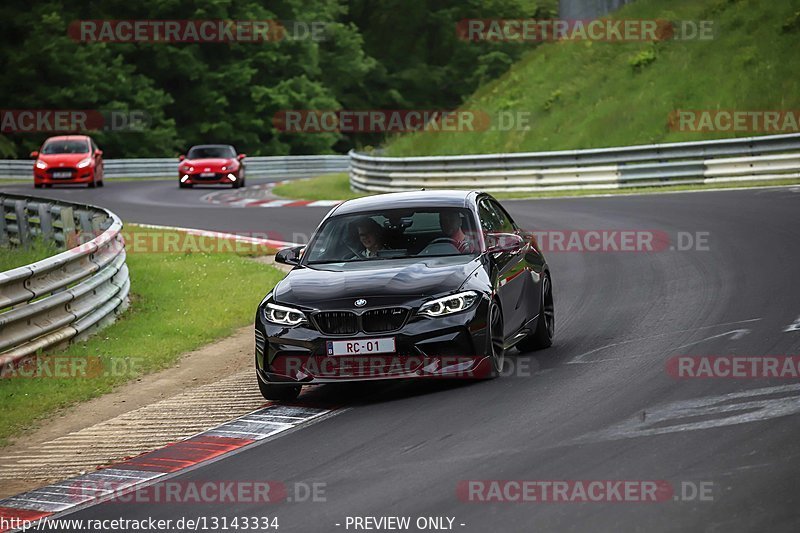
[178,144,246,188]
[31,135,104,188]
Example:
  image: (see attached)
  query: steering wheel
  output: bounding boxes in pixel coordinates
[429,237,460,248]
[343,242,364,260]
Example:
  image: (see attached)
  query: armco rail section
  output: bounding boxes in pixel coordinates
[349,133,800,192]
[0,155,348,180]
[0,194,129,366]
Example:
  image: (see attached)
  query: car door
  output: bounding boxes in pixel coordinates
[491,199,543,331]
[478,198,528,337]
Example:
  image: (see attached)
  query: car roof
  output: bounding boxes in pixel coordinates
[44,135,90,142]
[332,190,482,215]
[188,144,235,149]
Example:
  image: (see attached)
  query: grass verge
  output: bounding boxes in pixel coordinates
[272,172,368,202]
[0,224,284,446]
[271,172,800,202]
[386,0,800,156]
[0,239,61,271]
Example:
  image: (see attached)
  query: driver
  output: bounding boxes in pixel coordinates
[439,211,474,253]
[355,217,385,258]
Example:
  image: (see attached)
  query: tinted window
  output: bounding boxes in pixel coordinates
[478,200,503,232]
[489,200,516,232]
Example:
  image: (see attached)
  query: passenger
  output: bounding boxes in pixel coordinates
[355,217,385,257]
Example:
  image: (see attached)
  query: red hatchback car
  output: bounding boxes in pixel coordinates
[31,135,104,188]
[178,144,246,188]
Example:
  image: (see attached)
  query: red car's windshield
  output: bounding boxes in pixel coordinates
[187,146,235,159]
[41,140,89,154]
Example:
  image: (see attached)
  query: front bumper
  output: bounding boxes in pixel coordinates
[255,300,492,384]
[179,171,238,184]
[34,168,94,184]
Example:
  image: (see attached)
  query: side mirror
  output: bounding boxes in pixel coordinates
[178,154,186,161]
[30,151,39,158]
[237,153,246,160]
[486,233,524,254]
[275,245,304,266]
[95,149,103,157]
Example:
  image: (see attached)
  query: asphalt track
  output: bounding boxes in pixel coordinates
[3,178,800,531]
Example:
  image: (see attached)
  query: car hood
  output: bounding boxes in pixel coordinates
[38,153,90,165]
[273,256,482,309]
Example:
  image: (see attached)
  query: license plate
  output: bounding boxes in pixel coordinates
[199,172,215,177]
[326,338,395,356]
[52,171,72,178]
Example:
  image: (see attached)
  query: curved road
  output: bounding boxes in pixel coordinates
[4,180,800,531]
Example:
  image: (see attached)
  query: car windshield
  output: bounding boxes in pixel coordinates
[304,207,479,264]
[187,146,235,159]
[41,140,89,154]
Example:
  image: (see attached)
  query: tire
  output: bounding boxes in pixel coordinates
[486,300,505,377]
[97,180,104,188]
[179,182,192,189]
[517,272,554,352]
[88,180,96,189]
[257,376,301,401]
[34,184,42,189]
[44,184,52,188]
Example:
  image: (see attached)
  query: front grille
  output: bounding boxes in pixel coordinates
[362,308,409,333]
[192,173,221,181]
[314,311,359,335]
[313,308,408,335]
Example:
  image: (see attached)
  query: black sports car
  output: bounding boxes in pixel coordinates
[255,190,554,401]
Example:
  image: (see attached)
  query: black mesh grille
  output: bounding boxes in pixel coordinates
[313,308,408,335]
[314,311,359,335]
[362,308,408,333]
[192,173,222,181]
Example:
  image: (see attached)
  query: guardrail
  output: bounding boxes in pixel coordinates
[349,133,800,192]
[0,155,349,180]
[0,194,129,366]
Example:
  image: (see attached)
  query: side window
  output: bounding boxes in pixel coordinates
[478,200,502,233]
[91,139,98,153]
[489,200,516,233]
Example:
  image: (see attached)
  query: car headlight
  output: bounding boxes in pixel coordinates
[76,157,92,168]
[264,302,306,326]
[35,160,47,169]
[418,291,479,317]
